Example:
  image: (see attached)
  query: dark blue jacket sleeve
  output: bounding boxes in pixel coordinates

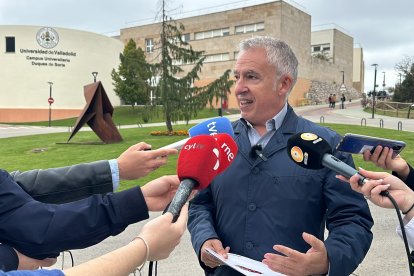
[188,186,218,273]
[323,139,373,275]
[0,244,18,272]
[10,161,113,204]
[0,169,149,259]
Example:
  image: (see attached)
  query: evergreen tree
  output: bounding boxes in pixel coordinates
[112,39,152,107]
[394,56,414,102]
[150,0,233,132]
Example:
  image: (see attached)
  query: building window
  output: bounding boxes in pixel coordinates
[5,37,15,53]
[182,33,190,42]
[145,38,153,53]
[235,22,264,34]
[311,43,330,53]
[194,28,230,40]
[204,53,230,63]
[312,46,321,52]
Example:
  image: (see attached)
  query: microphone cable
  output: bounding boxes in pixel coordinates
[380,190,414,276]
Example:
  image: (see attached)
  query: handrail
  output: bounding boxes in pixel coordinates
[360,118,366,126]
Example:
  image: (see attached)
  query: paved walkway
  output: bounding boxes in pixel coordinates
[4,101,413,275]
[1,99,413,139]
[294,100,414,132]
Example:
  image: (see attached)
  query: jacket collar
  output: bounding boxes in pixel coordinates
[233,105,299,165]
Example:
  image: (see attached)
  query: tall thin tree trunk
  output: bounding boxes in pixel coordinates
[161,0,173,132]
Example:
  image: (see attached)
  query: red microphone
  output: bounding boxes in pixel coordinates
[213,133,238,174]
[167,135,220,221]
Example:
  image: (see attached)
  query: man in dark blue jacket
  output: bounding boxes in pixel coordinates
[188,36,373,276]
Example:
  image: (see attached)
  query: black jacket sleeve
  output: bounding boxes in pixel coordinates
[10,161,113,204]
[392,163,414,191]
[0,169,149,260]
[403,163,414,190]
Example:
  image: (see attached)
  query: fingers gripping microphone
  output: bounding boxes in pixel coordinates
[213,133,239,174]
[159,117,234,150]
[167,135,221,221]
[287,132,366,185]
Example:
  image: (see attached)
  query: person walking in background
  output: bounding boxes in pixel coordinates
[341,93,346,109]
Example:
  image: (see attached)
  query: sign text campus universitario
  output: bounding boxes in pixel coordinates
[20,27,77,68]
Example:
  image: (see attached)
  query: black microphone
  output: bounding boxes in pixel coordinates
[251,144,267,161]
[287,132,366,185]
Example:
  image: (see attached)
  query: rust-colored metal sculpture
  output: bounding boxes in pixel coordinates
[68,81,123,143]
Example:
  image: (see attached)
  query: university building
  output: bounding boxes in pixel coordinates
[0,0,363,122]
[0,26,123,122]
[120,0,363,109]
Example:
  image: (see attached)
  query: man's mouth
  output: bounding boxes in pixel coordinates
[239,99,253,107]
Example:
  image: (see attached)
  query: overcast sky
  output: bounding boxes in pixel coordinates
[1,0,413,92]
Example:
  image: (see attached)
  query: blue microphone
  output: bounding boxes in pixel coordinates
[188,117,234,137]
[159,117,234,150]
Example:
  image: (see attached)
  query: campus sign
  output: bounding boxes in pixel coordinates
[20,27,78,68]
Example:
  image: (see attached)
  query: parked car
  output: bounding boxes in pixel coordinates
[376,90,390,100]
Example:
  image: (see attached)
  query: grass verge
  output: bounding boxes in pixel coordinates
[1,123,412,191]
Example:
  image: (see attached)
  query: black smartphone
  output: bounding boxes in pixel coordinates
[336,133,406,158]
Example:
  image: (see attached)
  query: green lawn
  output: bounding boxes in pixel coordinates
[1,123,412,191]
[7,106,239,127]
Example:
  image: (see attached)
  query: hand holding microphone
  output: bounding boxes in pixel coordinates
[288,133,414,276]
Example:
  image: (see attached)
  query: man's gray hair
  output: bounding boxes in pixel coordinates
[238,36,298,88]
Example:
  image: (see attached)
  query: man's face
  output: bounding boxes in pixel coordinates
[233,47,287,126]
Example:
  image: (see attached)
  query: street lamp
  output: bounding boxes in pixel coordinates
[371,64,378,119]
[47,82,53,127]
[340,70,345,84]
[339,71,346,109]
[92,72,98,83]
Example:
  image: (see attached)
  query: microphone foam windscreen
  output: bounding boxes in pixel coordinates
[177,135,220,190]
[287,132,332,170]
[213,133,238,174]
[189,117,234,138]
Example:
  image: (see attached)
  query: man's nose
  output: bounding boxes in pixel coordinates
[234,78,246,94]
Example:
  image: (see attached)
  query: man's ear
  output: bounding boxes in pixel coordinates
[277,74,293,96]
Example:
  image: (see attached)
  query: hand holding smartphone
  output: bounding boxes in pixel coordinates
[336,133,406,158]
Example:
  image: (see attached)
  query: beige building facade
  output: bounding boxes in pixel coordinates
[353,46,365,92]
[311,28,354,87]
[120,0,361,109]
[121,1,313,109]
[0,26,123,122]
[311,26,364,92]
